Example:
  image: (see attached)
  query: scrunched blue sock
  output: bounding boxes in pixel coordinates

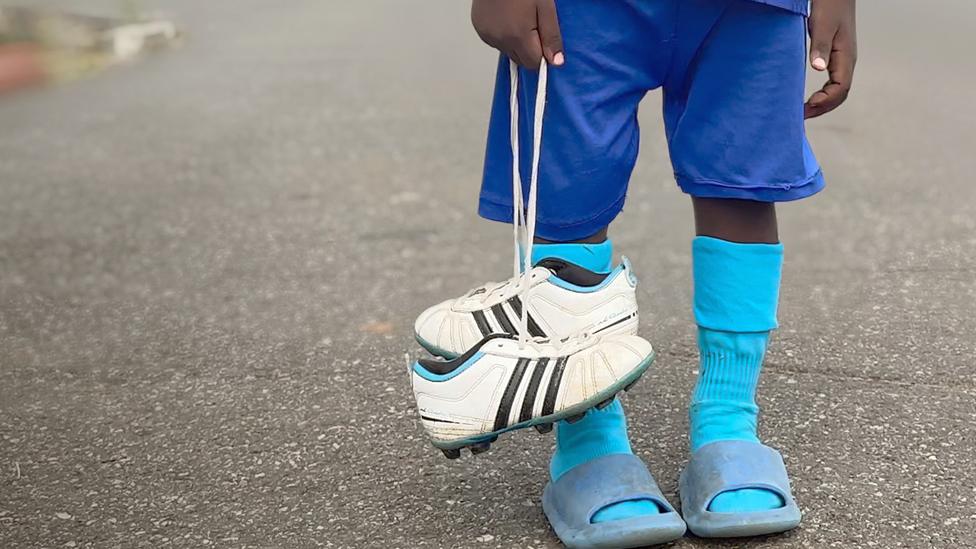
[530,240,613,272]
[550,400,662,523]
[691,328,784,513]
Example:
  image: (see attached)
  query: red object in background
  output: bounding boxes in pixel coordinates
[0,43,47,94]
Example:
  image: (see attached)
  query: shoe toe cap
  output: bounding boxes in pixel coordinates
[599,335,654,372]
[414,300,452,343]
[415,300,484,357]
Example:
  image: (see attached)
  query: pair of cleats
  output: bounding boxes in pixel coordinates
[409,258,800,548]
[410,257,648,455]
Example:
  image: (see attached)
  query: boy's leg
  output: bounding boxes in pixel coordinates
[663,0,816,531]
[692,199,777,245]
[532,227,612,273]
[480,0,676,527]
[690,198,784,512]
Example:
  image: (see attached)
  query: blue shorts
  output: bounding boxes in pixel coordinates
[479,0,824,241]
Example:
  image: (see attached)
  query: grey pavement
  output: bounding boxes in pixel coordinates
[1,1,974,548]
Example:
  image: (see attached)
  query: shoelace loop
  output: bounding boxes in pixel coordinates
[509,59,548,348]
[472,268,545,305]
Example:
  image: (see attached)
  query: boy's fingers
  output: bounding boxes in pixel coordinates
[809,42,831,71]
[804,79,847,119]
[513,34,544,69]
[804,44,854,119]
[807,5,838,72]
[535,0,564,66]
[808,29,834,71]
[810,52,828,71]
[507,49,525,69]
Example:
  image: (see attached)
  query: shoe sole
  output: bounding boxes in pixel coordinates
[430,351,654,459]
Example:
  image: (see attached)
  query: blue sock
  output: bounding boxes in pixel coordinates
[535,239,660,523]
[530,240,613,273]
[690,236,786,514]
[550,400,662,522]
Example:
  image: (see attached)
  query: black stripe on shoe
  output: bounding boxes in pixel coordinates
[541,356,568,417]
[594,312,637,334]
[491,303,517,335]
[420,415,462,424]
[507,295,523,317]
[472,310,492,336]
[518,357,548,423]
[493,358,529,432]
[507,296,546,338]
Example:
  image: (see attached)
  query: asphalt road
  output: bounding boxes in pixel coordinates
[1,1,974,548]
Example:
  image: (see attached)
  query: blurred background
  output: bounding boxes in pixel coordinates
[1,1,974,548]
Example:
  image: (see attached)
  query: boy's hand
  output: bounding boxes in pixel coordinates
[471,0,564,69]
[805,0,857,118]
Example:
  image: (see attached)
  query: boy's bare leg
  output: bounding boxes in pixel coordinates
[692,198,777,244]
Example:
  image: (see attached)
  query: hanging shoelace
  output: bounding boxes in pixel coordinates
[509,58,548,348]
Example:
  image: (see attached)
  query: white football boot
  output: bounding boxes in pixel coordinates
[410,331,654,458]
[414,257,640,360]
[412,60,653,458]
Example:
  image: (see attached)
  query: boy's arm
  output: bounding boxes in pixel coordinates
[805,0,857,118]
[471,0,565,69]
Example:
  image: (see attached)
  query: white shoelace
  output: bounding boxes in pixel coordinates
[509,59,548,347]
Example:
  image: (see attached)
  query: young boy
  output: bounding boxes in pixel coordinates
[410,0,856,547]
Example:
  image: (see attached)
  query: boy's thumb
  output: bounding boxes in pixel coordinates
[536,0,564,66]
[810,39,831,71]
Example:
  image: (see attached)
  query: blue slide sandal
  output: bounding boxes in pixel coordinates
[542,454,687,548]
[679,440,802,538]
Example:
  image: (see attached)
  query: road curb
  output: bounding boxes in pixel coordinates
[0,6,179,94]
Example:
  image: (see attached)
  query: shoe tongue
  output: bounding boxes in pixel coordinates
[534,258,611,287]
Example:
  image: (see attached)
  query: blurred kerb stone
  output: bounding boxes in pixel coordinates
[0,5,179,92]
[0,5,179,60]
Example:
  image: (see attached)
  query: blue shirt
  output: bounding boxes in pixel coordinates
[751,0,809,15]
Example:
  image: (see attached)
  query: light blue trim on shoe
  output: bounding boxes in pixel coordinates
[543,454,687,549]
[547,265,624,294]
[411,352,482,382]
[679,440,801,538]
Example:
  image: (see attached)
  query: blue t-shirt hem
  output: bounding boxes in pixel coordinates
[749,0,809,16]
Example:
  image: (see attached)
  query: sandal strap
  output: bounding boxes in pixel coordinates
[546,453,675,525]
[681,440,794,514]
